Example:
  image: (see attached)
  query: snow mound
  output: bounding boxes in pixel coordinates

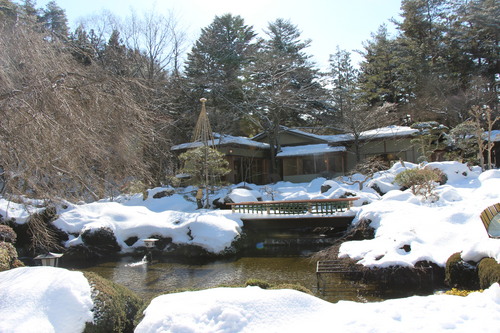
[424,161,476,185]
[0,267,93,333]
[340,161,500,267]
[136,284,500,333]
[228,188,261,203]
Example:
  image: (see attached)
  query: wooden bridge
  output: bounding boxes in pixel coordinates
[227,198,358,230]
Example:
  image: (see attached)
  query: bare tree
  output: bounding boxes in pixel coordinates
[0,18,154,201]
[341,102,397,163]
[470,105,499,170]
[124,8,186,81]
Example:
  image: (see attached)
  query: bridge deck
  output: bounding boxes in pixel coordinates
[241,215,355,230]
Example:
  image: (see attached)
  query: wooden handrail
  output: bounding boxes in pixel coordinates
[227,197,358,215]
[226,197,358,206]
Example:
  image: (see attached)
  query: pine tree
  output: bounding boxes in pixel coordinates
[184,14,258,135]
[40,1,69,37]
[358,25,409,106]
[247,18,327,175]
[329,46,359,120]
[101,29,129,75]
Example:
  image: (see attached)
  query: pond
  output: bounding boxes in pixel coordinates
[63,229,432,303]
[67,253,424,303]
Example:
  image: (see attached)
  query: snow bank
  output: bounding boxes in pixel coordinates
[0,198,44,224]
[340,161,500,267]
[0,267,93,333]
[54,202,242,254]
[136,284,500,333]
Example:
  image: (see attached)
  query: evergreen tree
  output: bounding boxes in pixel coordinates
[70,25,95,65]
[101,29,129,75]
[329,46,359,120]
[40,0,69,37]
[184,14,258,135]
[247,18,327,175]
[20,0,38,19]
[358,25,410,106]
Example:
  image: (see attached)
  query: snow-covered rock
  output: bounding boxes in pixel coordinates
[0,267,93,333]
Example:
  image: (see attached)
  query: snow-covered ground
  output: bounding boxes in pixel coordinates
[0,267,93,333]
[136,284,500,333]
[1,267,499,333]
[1,161,499,267]
[1,160,500,332]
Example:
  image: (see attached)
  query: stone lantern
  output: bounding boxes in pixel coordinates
[142,238,159,249]
[34,252,63,267]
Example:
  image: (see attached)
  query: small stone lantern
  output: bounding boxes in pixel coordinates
[142,238,159,249]
[34,252,63,267]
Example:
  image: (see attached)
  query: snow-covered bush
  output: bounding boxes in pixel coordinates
[394,168,442,201]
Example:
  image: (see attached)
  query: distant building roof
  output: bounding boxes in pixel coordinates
[276,144,346,157]
[325,125,419,143]
[171,133,270,151]
[252,125,418,145]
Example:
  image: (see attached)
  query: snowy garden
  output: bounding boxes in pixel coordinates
[1,160,500,332]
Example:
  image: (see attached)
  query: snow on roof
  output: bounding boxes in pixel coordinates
[171,133,269,151]
[283,127,330,142]
[326,125,418,143]
[276,144,346,157]
[174,126,418,152]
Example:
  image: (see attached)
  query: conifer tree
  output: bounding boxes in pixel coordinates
[247,18,327,176]
[40,1,69,37]
[184,14,258,135]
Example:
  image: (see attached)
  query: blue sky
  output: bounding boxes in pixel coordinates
[35,0,402,69]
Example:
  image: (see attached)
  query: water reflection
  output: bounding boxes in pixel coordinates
[69,255,390,303]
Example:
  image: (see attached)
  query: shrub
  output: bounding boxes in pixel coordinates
[0,241,24,272]
[394,168,441,201]
[83,272,144,333]
[445,252,479,289]
[245,278,272,289]
[478,257,500,289]
[0,225,16,243]
[271,283,313,295]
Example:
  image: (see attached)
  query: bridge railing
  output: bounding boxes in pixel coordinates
[227,198,358,215]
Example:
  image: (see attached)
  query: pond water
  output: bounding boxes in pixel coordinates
[64,230,431,303]
[68,254,420,303]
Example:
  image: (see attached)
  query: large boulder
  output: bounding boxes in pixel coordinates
[81,227,121,252]
[445,252,479,289]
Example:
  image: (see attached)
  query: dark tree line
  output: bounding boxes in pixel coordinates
[0,0,498,201]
